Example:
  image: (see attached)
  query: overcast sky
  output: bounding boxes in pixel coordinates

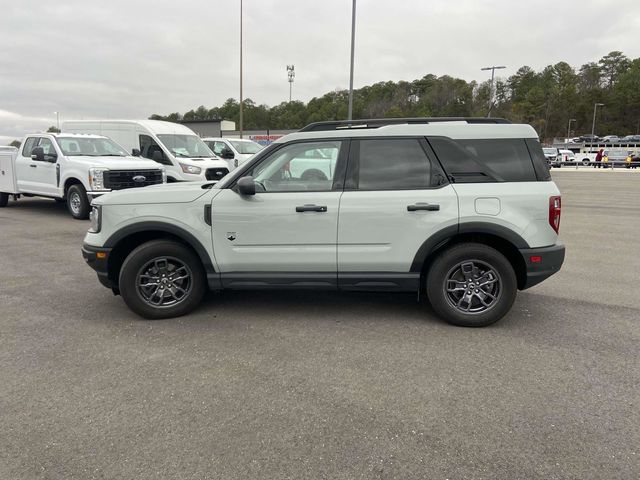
[1,0,639,143]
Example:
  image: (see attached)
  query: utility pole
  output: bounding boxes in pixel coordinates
[591,103,604,139]
[239,0,243,139]
[481,65,506,117]
[567,118,576,142]
[347,0,356,120]
[287,65,295,102]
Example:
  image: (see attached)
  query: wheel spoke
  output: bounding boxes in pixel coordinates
[445,259,501,314]
[136,256,192,308]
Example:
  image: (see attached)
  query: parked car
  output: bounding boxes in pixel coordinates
[542,147,559,166]
[82,117,564,327]
[202,137,263,171]
[602,135,620,143]
[0,133,165,218]
[552,149,577,167]
[63,120,229,183]
[620,135,640,142]
[579,134,600,142]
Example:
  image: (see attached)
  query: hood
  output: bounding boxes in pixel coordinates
[94,181,215,205]
[177,157,228,168]
[67,155,161,170]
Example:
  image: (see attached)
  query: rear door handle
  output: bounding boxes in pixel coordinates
[296,204,327,213]
[407,203,440,212]
[30,164,38,168]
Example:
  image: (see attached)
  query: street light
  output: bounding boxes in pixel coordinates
[239,0,243,139]
[54,111,60,130]
[481,65,506,117]
[286,65,295,103]
[567,118,576,142]
[347,0,356,120]
[591,103,605,139]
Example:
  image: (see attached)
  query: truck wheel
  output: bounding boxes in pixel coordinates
[426,243,517,327]
[0,193,8,207]
[66,184,90,219]
[119,240,206,319]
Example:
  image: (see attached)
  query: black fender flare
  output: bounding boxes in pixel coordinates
[104,221,215,275]
[410,222,530,272]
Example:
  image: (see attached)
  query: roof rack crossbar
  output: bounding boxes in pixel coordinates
[299,117,511,132]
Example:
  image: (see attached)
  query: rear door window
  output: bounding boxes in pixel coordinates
[351,138,441,190]
[429,137,538,182]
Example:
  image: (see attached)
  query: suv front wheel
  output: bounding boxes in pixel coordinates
[426,243,517,327]
[119,240,206,319]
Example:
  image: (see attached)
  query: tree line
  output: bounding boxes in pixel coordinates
[150,51,639,142]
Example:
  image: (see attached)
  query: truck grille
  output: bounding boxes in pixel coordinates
[104,170,163,190]
[205,168,229,181]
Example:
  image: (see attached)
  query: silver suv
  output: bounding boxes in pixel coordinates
[82,118,565,327]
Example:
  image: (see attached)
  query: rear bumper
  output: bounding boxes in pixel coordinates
[82,243,113,289]
[518,243,565,289]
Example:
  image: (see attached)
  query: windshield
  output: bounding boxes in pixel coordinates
[229,140,263,155]
[157,134,215,158]
[543,148,557,154]
[56,137,128,156]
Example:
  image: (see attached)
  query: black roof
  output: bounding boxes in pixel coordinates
[299,117,511,132]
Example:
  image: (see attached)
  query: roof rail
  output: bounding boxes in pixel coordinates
[299,117,511,132]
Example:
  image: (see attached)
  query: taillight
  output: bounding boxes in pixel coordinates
[549,196,561,234]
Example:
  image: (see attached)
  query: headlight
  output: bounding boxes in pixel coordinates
[89,168,108,190]
[89,205,102,233]
[161,167,167,183]
[179,163,202,175]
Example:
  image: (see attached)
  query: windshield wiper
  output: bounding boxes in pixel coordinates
[98,154,126,157]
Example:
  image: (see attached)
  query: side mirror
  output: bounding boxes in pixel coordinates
[46,153,58,163]
[31,147,45,162]
[132,148,141,157]
[221,148,235,160]
[152,150,164,162]
[237,176,256,196]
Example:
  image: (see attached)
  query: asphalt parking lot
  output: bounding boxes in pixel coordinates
[1,171,638,480]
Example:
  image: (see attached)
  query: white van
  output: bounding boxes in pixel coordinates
[63,120,230,182]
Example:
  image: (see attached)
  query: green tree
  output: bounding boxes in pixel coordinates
[47,126,60,133]
[9,140,21,148]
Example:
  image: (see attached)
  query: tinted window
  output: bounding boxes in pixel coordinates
[356,139,432,190]
[526,139,552,180]
[139,134,170,165]
[251,141,342,192]
[429,137,537,182]
[21,137,37,157]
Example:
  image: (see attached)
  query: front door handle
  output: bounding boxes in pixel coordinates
[296,204,327,213]
[407,203,440,212]
[30,164,38,168]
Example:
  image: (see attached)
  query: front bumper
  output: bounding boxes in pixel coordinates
[82,243,113,289]
[518,243,565,289]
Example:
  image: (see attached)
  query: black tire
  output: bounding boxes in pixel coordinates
[0,192,8,207]
[426,243,517,327]
[66,184,90,219]
[119,240,206,319]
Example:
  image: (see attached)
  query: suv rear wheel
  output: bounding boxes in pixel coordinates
[426,243,517,327]
[119,240,206,319]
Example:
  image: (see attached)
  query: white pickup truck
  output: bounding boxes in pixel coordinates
[0,133,165,219]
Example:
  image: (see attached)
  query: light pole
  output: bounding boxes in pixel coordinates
[567,118,576,142]
[54,111,60,130]
[286,65,295,103]
[347,0,356,120]
[239,0,243,139]
[591,103,604,139]
[481,65,506,117]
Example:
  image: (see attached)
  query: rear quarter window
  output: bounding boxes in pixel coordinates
[429,137,538,182]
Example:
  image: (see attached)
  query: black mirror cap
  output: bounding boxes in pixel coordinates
[31,146,45,162]
[237,176,256,196]
[221,148,235,159]
[46,153,58,163]
[132,148,141,156]
[152,150,164,162]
